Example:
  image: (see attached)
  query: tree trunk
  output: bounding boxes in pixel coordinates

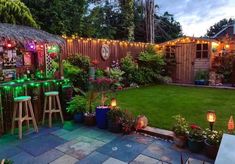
[144,0,155,43]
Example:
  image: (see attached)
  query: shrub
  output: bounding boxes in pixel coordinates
[120,53,138,85]
[67,53,90,71]
[188,124,204,141]
[95,69,105,78]
[66,54,91,91]
[138,45,165,84]
[66,95,87,114]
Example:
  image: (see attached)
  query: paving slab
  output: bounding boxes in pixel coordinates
[97,137,148,162]
[17,134,66,156]
[78,151,109,164]
[103,157,127,164]
[50,154,78,164]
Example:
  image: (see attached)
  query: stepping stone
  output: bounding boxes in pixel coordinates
[50,154,78,164]
[103,157,127,164]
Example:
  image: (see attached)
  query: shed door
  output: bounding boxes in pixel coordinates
[175,43,195,84]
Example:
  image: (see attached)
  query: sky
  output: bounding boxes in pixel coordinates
[157,0,235,37]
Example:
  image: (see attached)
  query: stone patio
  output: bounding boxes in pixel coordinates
[0,121,214,164]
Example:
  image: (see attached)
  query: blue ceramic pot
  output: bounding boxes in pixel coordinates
[96,106,110,129]
[73,112,84,123]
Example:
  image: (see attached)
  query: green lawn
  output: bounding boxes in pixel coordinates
[116,85,235,131]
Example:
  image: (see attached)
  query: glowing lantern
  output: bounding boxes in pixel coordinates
[25,42,36,51]
[135,115,148,130]
[110,98,117,109]
[207,110,216,130]
[228,116,234,132]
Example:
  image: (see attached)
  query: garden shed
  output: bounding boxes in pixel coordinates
[159,36,219,84]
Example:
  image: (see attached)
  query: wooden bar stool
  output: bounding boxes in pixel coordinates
[42,91,64,127]
[11,96,38,139]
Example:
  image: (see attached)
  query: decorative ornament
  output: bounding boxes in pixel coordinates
[135,115,148,130]
[228,115,234,133]
[101,44,110,60]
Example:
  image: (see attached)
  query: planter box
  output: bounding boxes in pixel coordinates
[73,112,84,123]
[96,106,110,129]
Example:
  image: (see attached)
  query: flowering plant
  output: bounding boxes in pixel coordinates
[203,128,223,146]
[172,115,189,136]
[188,124,204,141]
[90,77,115,106]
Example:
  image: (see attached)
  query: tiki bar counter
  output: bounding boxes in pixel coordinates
[0,23,69,136]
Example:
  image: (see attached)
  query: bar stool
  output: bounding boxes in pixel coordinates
[42,91,64,127]
[11,96,38,139]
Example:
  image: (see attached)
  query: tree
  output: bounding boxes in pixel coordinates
[206,18,235,37]
[118,0,135,41]
[0,0,37,27]
[155,12,183,43]
[22,0,88,35]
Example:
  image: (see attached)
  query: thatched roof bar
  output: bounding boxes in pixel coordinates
[0,23,65,45]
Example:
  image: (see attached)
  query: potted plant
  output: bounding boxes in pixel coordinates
[107,108,123,133]
[187,124,205,153]
[172,115,189,148]
[90,77,115,129]
[120,110,135,134]
[204,128,223,159]
[194,70,209,85]
[66,95,86,123]
[84,90,98,126]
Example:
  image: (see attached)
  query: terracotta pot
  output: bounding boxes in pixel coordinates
[173,135,187,148]
[204,139,219,159]
[188,137,204,153]
[84,114,96,126]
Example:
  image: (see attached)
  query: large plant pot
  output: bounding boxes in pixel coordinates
[96,106,110,129]
[84,114,96,126]
[173,135,187,148]
[188,138,204,153]
[204,139,219,159]
[73,112,84,123]
[108,119,122,133]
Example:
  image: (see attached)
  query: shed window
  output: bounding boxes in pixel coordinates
[196,44,209,59]
[165,46,176,58]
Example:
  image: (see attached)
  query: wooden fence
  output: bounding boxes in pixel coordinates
[62,37,154,68]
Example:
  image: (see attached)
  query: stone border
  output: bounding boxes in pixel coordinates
[169,83,235,90]
[137,126,174,141]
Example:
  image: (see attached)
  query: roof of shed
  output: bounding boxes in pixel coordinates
[0,23,65,45]
[159,36,218,46]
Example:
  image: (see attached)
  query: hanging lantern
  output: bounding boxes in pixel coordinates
[110,98,117,109]
[25,42,36,52]
[228,116,234,132]
[135,115,148,130]
[207,110,216,131]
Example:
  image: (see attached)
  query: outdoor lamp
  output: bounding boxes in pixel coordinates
[207,110,216,131]
[110,98,117,109]
[228,116,234,133]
